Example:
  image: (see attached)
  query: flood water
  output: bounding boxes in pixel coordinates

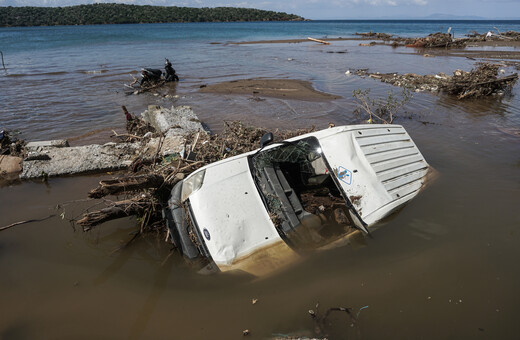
[1,21,520,339]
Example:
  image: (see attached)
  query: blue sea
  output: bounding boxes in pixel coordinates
[1,20,520,139]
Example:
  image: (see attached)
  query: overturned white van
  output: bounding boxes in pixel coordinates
[164,124,431,276]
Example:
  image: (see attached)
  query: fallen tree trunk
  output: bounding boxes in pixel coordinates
[77,197,153,230]
[88,174,164,198]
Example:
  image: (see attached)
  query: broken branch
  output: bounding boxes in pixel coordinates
[88,174,164,198]
[0,214,56,232]
[77,197,152,230]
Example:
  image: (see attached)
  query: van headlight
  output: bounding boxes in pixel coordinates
[181,170,205,202]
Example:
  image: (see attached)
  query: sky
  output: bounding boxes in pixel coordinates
[1,0,519,20]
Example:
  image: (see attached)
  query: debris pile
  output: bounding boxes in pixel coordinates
[0,130,25,157]
[122,105,156,139]
[466,30,520,42]
[405,32,462,48]
[76,120,316,239]
[356,30,520,48]
[355,32,393,40]
[444,63,518,99]
[356,63,518,99]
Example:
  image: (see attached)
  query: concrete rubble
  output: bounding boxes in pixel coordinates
[141,105,203,135]
[12,105,204,180]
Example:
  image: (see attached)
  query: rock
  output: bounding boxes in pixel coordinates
[0,155,22,178]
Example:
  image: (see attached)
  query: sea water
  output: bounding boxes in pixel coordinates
[1,20,520,139]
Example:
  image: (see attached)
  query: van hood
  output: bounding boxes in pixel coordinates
[187,156,290,267]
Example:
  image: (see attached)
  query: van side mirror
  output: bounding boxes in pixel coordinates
[259,132,274,148]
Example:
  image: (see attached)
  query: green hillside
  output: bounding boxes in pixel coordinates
[0,4,305,27]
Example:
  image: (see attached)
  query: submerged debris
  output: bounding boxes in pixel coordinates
[356,63,518,99]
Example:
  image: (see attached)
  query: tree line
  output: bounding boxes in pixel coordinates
[0,4,305,27]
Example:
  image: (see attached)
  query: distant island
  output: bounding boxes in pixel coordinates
[0,4,305,27]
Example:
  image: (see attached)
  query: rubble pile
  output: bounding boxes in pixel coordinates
[356,63,518,99]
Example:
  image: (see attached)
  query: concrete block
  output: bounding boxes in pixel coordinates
[26,140,70,151]
[21,143,141,179]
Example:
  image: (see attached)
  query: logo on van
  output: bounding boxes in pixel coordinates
[338,166,352,185]
[203,228,211,240]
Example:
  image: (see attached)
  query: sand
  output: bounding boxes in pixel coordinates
[198,78,342,101]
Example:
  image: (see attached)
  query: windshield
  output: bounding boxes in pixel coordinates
[250,137,355,251]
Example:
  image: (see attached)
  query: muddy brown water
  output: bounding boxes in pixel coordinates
[2,40,520,339]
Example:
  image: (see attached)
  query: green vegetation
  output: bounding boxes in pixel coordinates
[0,4,305,27]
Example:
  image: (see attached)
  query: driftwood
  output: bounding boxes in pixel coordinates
[88,174,164,198]
[0,214,55,232]
[77,196,152,230]
[307,37,330,45]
